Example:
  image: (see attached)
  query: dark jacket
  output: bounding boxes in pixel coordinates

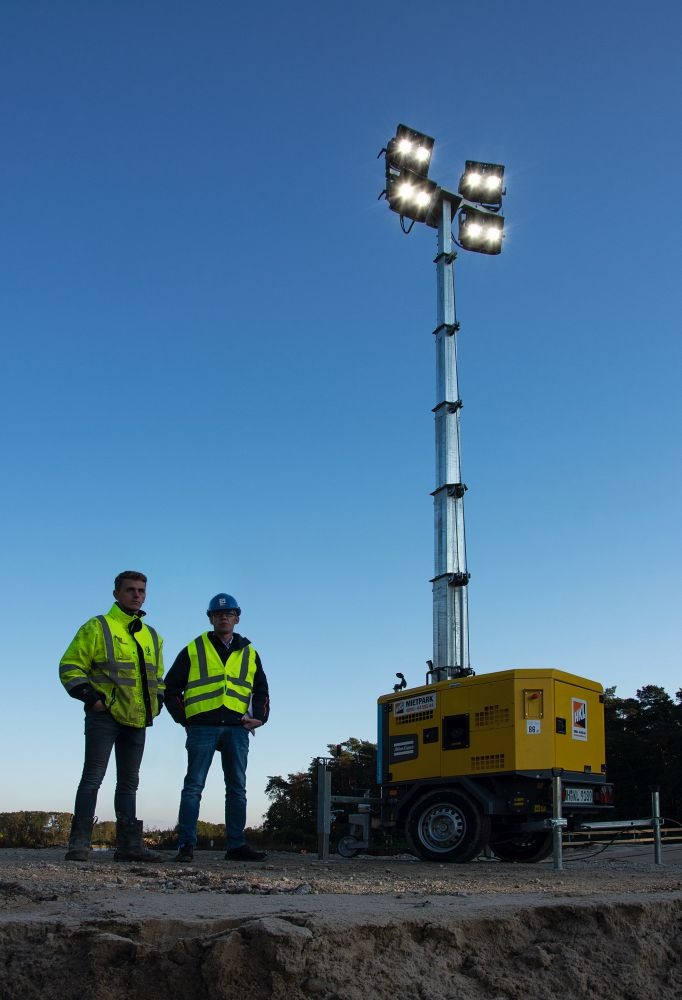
[163,631,269,727]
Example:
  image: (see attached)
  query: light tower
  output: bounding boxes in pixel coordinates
[380,125,506,684]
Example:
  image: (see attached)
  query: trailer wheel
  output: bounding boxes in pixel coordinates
[405,790,489,863]
[336,836,361,859]
[491,831,553,863]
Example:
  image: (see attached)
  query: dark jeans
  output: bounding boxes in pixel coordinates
[73,708,146,821]
[177,725,249,849]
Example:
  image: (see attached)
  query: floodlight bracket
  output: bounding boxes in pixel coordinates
[430,482,468,499]
[425,188,462,229]
[434,251,457,265]
[432,322,460,336]
[432,399,463,414]
[429,571,471,587]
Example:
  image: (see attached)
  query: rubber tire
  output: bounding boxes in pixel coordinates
[491,831,553,863]
[337,836,360,859]
[405,790,489,863]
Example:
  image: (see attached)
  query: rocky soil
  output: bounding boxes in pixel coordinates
[1,845,681,999]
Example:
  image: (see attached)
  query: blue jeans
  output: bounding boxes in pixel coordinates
[73,708,146,821]
[177,725,250,849]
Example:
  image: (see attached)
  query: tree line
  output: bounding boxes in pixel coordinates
[0,814,267,850]
[603,684,682,819]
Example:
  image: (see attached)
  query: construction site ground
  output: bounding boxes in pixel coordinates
[1,843,681,999]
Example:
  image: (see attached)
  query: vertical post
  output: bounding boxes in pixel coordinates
[651,788,662,866]
[431,196,469,677]
[316,761,331,860]
[552,771,564,871]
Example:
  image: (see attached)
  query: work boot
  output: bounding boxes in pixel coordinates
[113,818,163,862]
[173,845,194,863]
[224,844,267,862]
[65,815,94,862]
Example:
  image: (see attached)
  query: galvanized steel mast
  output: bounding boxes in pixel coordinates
[382,125,505,686]
[430,196,470,682]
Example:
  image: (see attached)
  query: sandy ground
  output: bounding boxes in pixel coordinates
[1,844,681,999]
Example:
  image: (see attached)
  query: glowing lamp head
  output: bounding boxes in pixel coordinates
[458,160,505,208]
[458,206,504,254]
[386,169,440,224]
[386,124,435,178]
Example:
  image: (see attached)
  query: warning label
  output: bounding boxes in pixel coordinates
[572,698,588,741]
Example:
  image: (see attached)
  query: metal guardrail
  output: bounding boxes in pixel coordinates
[550,784,668,868]
[565,826,682,849]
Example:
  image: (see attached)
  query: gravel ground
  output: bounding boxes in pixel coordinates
[1,842,681,919]
[1,845,681,999]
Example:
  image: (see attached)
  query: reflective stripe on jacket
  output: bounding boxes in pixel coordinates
[59,603,164,728]
[184,632,257,720]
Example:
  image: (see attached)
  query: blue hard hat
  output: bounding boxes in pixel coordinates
[207,593,241,615]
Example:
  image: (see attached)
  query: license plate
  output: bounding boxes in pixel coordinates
[564,787,593,804]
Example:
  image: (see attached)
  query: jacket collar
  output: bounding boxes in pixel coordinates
[110,602,146,624]
[208,630,249,650]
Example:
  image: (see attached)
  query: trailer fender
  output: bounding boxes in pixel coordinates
[394,777,499,826]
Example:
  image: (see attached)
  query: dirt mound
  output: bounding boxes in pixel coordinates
[1,848,681,999]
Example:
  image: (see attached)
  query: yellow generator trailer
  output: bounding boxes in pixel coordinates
[378,667,614,862]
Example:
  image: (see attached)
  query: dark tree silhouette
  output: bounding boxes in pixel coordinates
[604,686,682,820]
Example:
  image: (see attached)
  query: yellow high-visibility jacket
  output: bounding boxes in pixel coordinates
[59,603,164,728]
[184,633,257,721]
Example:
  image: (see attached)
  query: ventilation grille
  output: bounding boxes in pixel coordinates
[470,753,505,771]
[395,710,434,725]
[474,705,510,727]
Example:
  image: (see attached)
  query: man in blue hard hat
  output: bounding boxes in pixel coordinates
[164,593,270,863]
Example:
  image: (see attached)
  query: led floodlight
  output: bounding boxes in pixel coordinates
[386,124,435,179]
[458,160,505,209]
[386,170,440,223]
[458,206,504,254]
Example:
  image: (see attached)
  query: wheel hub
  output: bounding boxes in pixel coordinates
[421,805,465,850]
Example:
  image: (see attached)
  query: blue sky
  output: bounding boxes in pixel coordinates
[1,0,680,829]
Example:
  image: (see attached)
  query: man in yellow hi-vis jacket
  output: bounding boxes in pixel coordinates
[59,570,164,862]
[164,592,269,863]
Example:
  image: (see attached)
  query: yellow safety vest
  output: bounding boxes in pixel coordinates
[59,604,164,728]
[184,633,257,720]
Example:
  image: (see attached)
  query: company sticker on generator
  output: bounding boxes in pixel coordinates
[389,735,418,764]
[526,719,541,735]
[572,698,588,741]
[393,693,436,718]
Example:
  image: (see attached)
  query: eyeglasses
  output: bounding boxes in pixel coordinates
[212,610,239,619]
